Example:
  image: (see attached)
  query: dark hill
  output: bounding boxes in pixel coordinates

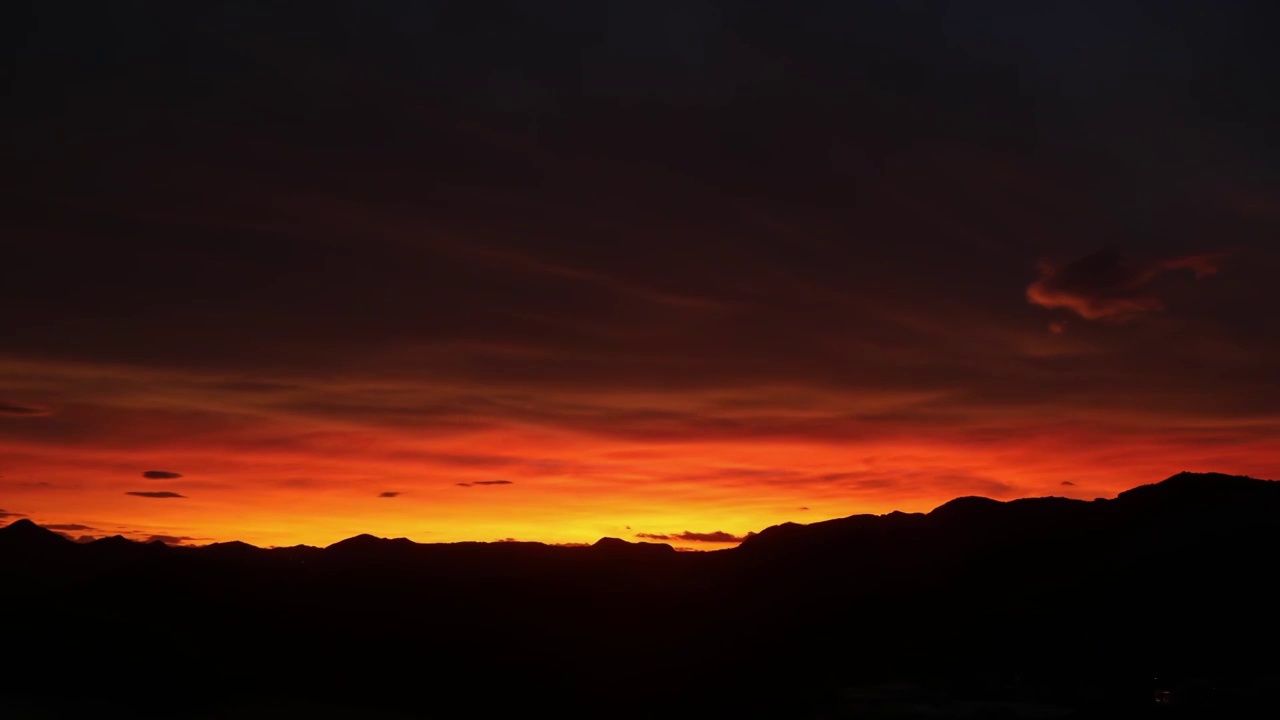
[88,534,134,548]
[3,471,1278,718]
[591,535,677,555]
[0,517,73,548]
[1115,470,1280,509]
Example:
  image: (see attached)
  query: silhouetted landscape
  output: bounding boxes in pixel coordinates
[4,471,1279,718]
[7,1,1279,716]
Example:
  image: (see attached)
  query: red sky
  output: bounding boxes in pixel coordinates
[3,3,1278,549]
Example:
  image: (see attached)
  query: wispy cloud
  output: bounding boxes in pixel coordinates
[1026,249,1226,323]
[146,534,198,545]
[125,491,187,499]
[0,401,52,417]
[635,530,748,543]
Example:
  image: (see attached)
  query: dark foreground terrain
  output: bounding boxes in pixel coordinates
[4,471,1280,718]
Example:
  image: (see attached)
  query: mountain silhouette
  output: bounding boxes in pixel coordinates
[3,471,1279,718]
[0,517,71,546]
[0,515,63,538]
[87,534,134,549]
[0,518,75,570]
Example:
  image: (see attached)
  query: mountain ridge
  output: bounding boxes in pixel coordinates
[5,471,1275,554]
[5,471,1279,717]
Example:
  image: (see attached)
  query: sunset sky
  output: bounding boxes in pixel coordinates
[3,2,1278,549]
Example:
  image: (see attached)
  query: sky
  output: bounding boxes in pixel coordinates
[3,1,1278,549]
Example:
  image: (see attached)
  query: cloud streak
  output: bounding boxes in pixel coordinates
[142,470,184,479]
[147,534,197,545]
[125,491,187,499]
[635,530,748,544]
[0,402,52,417]
[1026,249,1226,323]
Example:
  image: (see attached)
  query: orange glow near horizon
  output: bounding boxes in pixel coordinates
[5,0,1279,560]
[4,356,1276,550]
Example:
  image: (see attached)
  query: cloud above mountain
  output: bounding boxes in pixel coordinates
[146,534,198,545]
[126,491,187,499]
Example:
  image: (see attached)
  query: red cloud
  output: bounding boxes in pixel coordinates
[1027,250,1226,323]
[1160,254,1226,279]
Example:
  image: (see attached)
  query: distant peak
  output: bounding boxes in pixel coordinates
[593,537,675,553]
[1117,472,1276,506]
[1160,471,1265,486]
[326,533,416,551]
[327,533,380,549]
[0,518,73,545]
[929,495,1003,517]
[204,540,259,551]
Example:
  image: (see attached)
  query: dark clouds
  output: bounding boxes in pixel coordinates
[2,2,1274,385]
[635,530,748,544]
[125,491,187,499]
[0,509,27,518]
[43,523,95,531]
[142,470,184,479]
[456,480,513,488]
[146,535,197,545]
[1026,250,1226,323]
[378,491,403,498]
[0,1,1276,539]
[1061,481,1076,486]
[0,402,51,416]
